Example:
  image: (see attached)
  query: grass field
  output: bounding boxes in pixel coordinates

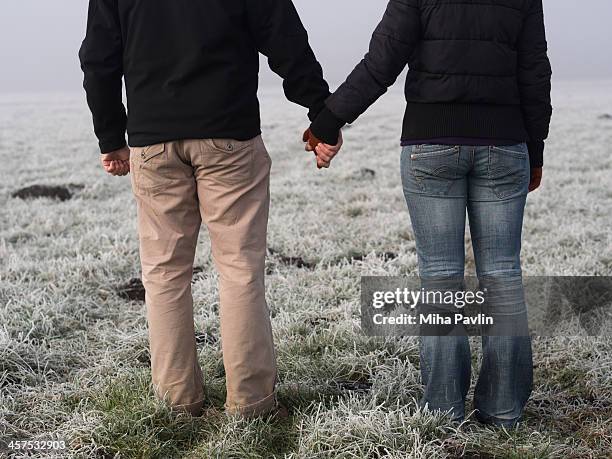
[1,80,611,458]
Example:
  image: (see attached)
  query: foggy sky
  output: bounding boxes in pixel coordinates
[0,0,610,94]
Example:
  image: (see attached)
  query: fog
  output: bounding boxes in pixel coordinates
[0,0,610,93]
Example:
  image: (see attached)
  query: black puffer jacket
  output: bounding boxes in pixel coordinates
[311,0,553,167]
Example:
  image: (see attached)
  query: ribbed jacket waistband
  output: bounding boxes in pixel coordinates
[401,103,530,142]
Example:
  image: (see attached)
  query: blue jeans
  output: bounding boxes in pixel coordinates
[400,143,533,427]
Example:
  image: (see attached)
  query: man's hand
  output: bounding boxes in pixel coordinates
[101,146,130,176]
[302,129,343,169]
[529,167,542,192]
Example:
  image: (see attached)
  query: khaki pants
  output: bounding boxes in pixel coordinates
[129,135,277,417]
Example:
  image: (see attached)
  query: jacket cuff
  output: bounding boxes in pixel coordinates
[527,140,544,168]
[309,106,345,145]
[100,137,127,154]
[307,97,330,122]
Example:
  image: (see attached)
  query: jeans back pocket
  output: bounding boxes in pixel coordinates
[488,144,529,200]
[408,145,461,196]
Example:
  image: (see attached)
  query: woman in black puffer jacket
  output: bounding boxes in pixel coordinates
[307,0,552,427]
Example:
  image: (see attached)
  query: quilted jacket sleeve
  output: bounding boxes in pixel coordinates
[517,0,553,168]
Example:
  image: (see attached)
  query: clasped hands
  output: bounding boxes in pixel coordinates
[302,129,343,169]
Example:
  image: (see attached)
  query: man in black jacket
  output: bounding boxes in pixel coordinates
[305,0,552,426]
[79,0,341,418]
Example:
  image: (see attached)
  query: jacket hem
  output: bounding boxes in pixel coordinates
[401,103,530,144]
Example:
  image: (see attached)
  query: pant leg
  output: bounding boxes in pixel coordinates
[468,144,533,427]
[193,135,277,417]
[400,144,471,421]
[130,141,205,415]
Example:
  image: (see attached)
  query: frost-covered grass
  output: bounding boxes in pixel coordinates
[0,80,611,458]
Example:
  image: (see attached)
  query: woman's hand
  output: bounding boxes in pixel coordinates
[529,167,542,192]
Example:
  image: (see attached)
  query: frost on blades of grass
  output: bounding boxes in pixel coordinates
[1,82,611,457]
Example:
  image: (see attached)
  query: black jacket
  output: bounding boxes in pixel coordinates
[311,0,553,167]
[79,0,330,153]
